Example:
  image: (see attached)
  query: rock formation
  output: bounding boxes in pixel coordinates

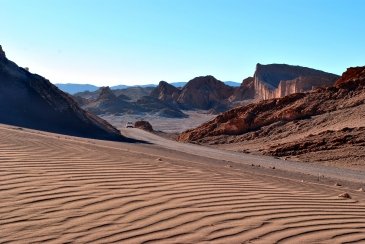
[149,76,236,112]
[97,86,117,101]
[150,81,181,104]
[80,86,187,118]
[0,45,5,58]
[335,66,365,86]
[74,64,341,119]
[0,45,123,140]
[178,65,365,146]
[82,87,138,115]
[134,120,153,132]
[177,75,234,110]
[229,77,255,102]
[253,64,339,99]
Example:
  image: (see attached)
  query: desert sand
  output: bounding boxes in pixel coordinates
[1,124,365,243]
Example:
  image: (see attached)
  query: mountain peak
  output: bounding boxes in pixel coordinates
[97,86,116,100]
[150,80,181,103]
[0,45,6,59]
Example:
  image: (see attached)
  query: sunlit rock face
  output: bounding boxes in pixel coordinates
[253,63,339,100]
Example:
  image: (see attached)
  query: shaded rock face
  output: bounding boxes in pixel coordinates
[134,120,153,132]
[97,86,117,101]
[150,81,181,104]
[82,87,138,115]
[178,66,365,143]
[0,46,122,140]
[0,45,5,59]
[254,64,339,100]
[81,87,187,118]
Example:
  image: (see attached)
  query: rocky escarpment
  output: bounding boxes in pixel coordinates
[178,66,365,142]
[254,64,339,100]
[0,45,123,140]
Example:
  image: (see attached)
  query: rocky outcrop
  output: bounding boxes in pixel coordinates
[0,45,5,58]
[178,66,365,143]
[134,120,153,132]
[177,76,234,110]
[335,66,365,87]
[149,75,235,112]
[254,64,339,100]
[82,87,138,115]
[150,81,181,104]
[97,86,117,101]
[81,87,187,118]
[229,77,255,102]
[0,45,123,140]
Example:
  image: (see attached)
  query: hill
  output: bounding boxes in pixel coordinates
[0,45,123,140]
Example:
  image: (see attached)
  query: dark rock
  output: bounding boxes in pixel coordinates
[338,192,351,199]
[0,45,123,141]
[150,81,181,104]
[134,120,153,132]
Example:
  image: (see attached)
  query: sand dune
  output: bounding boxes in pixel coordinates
[1,125,365,243]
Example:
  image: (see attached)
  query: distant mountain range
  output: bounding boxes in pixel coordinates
[55,81,241,94]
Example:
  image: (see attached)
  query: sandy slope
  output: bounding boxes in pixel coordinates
[1,125,365,243]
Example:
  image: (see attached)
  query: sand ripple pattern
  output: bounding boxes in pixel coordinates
[1,127,365,243]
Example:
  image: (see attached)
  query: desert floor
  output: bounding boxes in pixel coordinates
[1,124,365,243]
[102,110,216,133]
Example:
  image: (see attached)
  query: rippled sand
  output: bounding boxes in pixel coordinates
[1,125,365,243]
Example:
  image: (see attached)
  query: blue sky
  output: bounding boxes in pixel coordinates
[1,0,364,86]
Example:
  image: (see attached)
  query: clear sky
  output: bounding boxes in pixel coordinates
[1,0,364,86]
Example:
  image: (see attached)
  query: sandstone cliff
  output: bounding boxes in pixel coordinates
[254,64,339,99]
